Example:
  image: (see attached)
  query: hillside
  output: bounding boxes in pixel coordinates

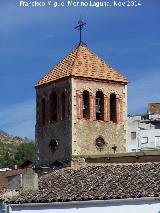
[0,130,30,144]
[0,130,35,168]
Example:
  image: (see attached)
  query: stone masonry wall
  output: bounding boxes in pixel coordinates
[35,79,72,166]
[36,77,127,166]
[72,78,127,156]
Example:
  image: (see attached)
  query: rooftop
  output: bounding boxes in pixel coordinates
[148,103,160,114]
[35,44,128,88]
[9,161,160,203]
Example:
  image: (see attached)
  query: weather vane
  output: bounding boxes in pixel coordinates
[75,19,86,46]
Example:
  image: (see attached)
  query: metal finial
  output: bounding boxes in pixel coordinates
[75,19,86,46]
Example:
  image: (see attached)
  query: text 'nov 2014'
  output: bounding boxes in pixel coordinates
[19,0,142,8]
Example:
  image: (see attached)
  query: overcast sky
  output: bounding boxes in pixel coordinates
[0,0,159,139]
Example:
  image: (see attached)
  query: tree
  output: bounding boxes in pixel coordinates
[0,151,16,168]
[15,142,35,165]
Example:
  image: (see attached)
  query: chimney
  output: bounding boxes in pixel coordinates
[13,165,18,170]
[22,173,38,191]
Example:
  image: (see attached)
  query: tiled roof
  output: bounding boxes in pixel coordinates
[35,45,128,88]
[147,103,160,114]
[10,162,160,203]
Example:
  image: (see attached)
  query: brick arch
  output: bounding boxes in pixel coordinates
[82,90,90,119]
[76,88,93,120]
[109,91,122,123]
[96,90,104,121]
[90,88,109,122]
[79,87,92,94]
[110,93,117,123]
[94,88,107,96]
[108,90,120,98]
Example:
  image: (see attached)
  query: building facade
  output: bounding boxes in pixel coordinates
[128,112,160,152]
[35,44,128,166]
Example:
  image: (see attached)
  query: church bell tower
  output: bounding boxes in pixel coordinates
[35,21,128,167]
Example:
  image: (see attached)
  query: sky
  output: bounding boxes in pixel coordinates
[0,0,160,139]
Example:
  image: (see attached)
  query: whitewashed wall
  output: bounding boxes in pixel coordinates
[140,129,160,149]
[128,115,160,152]
[8,199,160,213]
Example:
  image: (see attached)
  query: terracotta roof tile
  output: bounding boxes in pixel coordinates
[147,103,160,114]
[10,162,160,203]
[35,45,128,88]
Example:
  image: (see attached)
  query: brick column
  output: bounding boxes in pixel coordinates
[119,98,123,123]
[79,93,83,119]
[108,96,110,121]
[104,96,109,122]
[76,92,83,119]
[116,97,121,123]
[92,95,96,120]
[89,94,93,120]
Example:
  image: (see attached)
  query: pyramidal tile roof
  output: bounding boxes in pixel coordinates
[35,44,128,88]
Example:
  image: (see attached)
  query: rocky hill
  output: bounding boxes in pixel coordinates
[0,130,35,168]
[0,130,29,145]
[0,131,24,157]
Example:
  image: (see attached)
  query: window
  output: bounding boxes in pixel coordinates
[49,91,57,122]
[41,98,46,125]
[131,132,136,140]
[110,93,117,123]
[155,136,160,146]
[96,137,105,149]
[96,91,104,120]
[49,139,58,153]
[61,92,66,120]
[142,137,148,144]
[83,90,90,119]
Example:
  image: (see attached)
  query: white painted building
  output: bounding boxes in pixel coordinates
[139,129,160,150]
[128,115,160,152]
[2,198,160,213]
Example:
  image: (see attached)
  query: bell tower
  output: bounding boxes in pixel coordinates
[35,43,128,167]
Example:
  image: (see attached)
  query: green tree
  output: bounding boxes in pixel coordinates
[0,151,16,168]
[15,142,35,165]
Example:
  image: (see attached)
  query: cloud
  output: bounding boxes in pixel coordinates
[0,100,35,139]
[128,70,160,114]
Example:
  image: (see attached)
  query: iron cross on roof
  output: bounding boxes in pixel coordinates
[75,19,86,45]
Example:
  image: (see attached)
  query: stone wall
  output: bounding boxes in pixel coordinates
[6,173,38,192]
[72,78,127,156]
[36,77,127,166]
[35,78,72,166]
[73,120,126,155]
[22,173,38,191]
